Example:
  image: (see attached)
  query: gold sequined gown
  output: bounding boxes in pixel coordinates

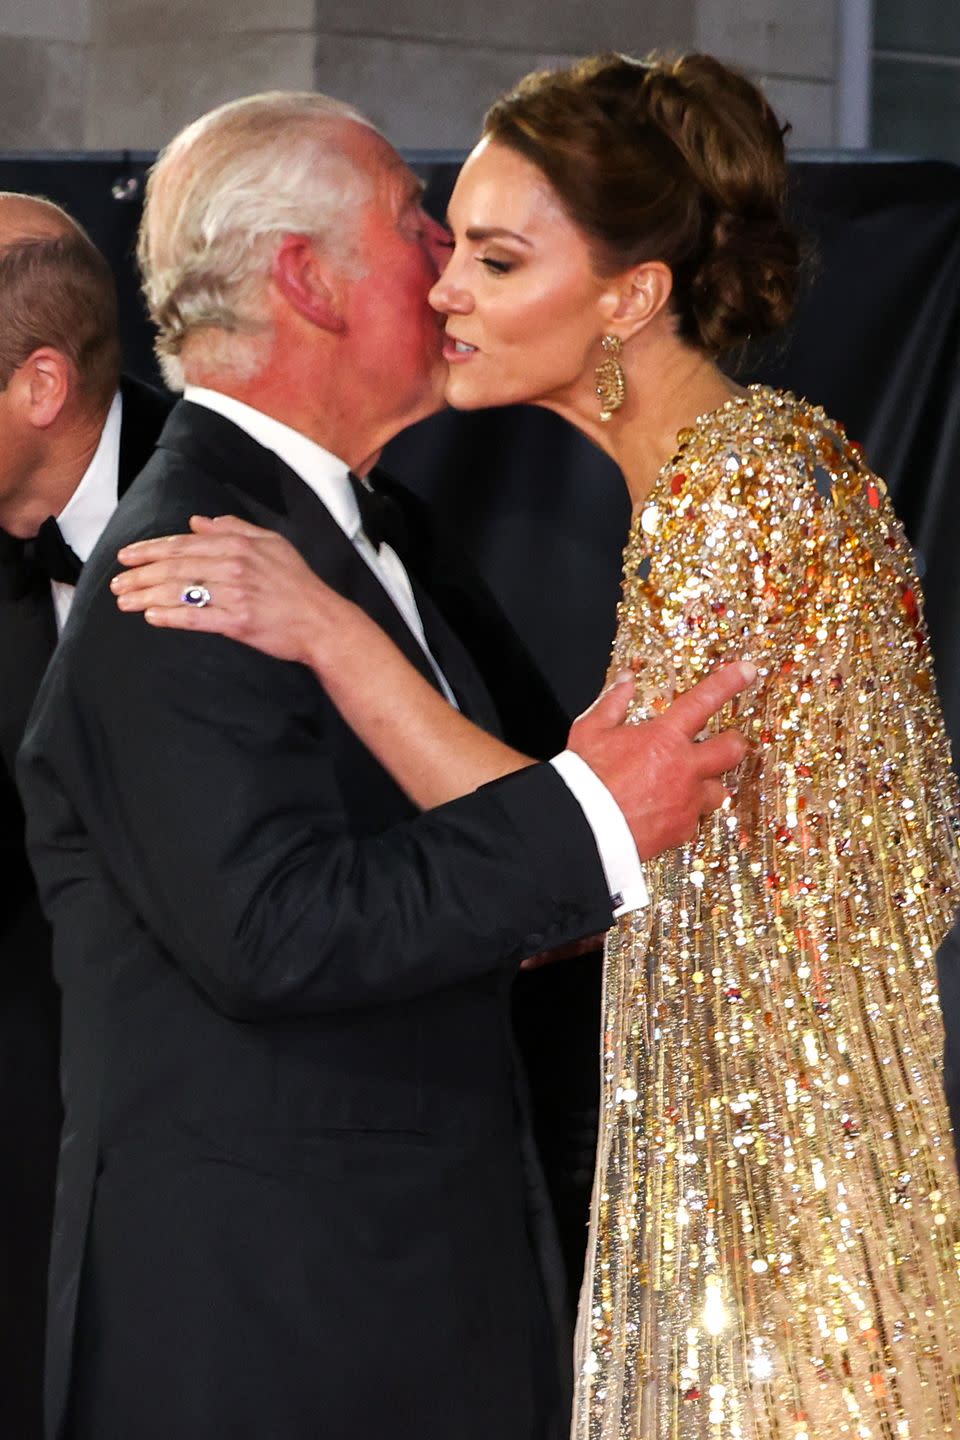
[573,386,960,1440]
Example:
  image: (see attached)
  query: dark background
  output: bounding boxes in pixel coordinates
[2,151,958,745]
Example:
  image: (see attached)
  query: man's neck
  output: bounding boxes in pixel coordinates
[184,345,442,478]
[0,407,110,539]
[184,373,381,473]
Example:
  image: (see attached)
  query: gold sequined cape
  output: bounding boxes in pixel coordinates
[573,386,960,1440]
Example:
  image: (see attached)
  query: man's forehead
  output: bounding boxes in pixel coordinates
[339,121,419,197]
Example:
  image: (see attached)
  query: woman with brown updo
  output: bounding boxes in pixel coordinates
[117,53,960,1440]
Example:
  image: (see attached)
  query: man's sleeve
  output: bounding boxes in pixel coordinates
[549,750,648,915]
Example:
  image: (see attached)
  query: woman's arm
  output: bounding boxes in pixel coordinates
[112,515,534,809]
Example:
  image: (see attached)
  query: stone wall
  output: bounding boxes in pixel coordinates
[0,0,849,153]
[0,0,89,148]
[696,0,840,148]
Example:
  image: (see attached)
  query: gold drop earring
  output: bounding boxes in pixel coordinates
[595,334,625,422]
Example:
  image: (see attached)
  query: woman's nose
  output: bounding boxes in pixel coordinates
[428,265,472,316]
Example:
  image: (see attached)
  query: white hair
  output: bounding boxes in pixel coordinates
[138,91,378,389]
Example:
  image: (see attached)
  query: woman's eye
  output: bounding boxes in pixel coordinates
[480,256,513,275]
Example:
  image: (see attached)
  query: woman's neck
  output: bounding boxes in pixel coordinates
[614,354,745,508]
[544,336,745,508]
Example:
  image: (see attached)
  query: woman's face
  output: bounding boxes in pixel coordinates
[429,138,615,414]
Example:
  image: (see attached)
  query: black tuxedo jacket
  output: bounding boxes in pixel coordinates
[19,401,614,1440]
[0,375,170,1439]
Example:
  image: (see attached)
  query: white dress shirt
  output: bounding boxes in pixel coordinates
[183,387,647,916]
[184,386,457,706]
[53,390,123,634]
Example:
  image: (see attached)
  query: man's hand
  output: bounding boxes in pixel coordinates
[567,661,755,860]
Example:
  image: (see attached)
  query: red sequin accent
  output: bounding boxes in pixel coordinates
[902,587,919,626]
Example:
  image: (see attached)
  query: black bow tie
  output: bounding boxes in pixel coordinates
[347,472,405,555]
[31,517,84,584]
[0,516,83,597]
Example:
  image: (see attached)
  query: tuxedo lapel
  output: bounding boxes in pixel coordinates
[117,376,174,497]
[282,476,501,728]
[0,593,57,783]
[0,569,57,777]
[404,572,501,732]
[157,402,501,726]
[365,472,504,734]
[277,468,449,700]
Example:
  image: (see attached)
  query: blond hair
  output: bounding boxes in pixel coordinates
[138,92,376,388]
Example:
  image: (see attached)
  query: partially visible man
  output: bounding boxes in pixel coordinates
[19,100,750,1440]
[0,194,169,1437]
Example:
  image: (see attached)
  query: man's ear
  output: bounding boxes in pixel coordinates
[9,348,73,429]
[598,260,674,340]
[271,234,346,334]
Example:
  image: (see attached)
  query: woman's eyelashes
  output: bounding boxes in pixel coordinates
[478,254,515,275]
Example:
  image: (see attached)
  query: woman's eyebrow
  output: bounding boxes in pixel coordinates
[458,225,534,246]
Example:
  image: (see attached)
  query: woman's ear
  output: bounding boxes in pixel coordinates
[271,234,346,334]
[599,260,673,340]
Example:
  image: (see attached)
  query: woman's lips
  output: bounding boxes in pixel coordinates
[442,336,478,363]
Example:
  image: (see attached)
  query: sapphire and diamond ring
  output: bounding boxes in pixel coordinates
[180,583,212,608]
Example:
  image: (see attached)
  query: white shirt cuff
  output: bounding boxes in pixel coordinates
[549,751,648,916]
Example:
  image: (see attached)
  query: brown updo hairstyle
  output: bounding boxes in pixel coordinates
[483,52,801,355]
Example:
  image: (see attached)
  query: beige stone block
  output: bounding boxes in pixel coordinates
[0,39,86,149]
[1,0,90,43]
[760,75,835,148]
[695,0,836,82]
[91,0,314,46]
[86,32,315,149]
[310,0,694,54]
[312,34,597,152]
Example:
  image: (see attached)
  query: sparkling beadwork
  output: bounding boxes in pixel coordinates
[574,384,960,1440]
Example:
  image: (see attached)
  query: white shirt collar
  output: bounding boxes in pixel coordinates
[57,390,123,561]
[181,388,461,711]
[182,387,362,540]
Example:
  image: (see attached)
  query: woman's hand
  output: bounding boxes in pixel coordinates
[113,513,533,810]
[112,514,354,669]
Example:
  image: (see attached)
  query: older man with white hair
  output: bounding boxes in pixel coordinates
[19,94,750,1440]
